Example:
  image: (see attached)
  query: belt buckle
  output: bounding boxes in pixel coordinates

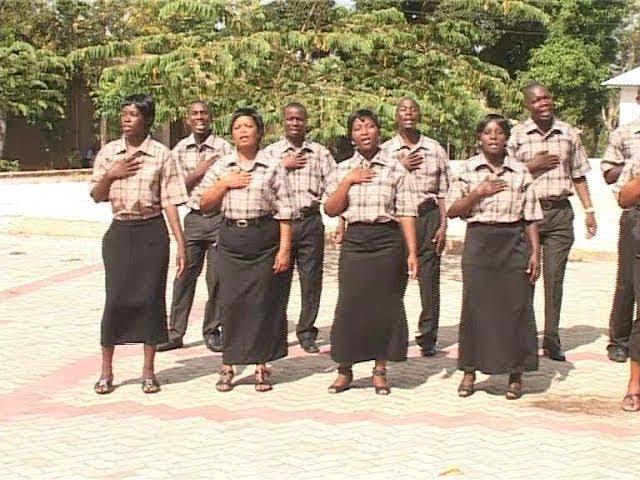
[540,200,551,210]
[235,219,248,228]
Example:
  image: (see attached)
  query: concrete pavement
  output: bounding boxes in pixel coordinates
[1,222,638,479]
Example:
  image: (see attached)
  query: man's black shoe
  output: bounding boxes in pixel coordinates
[543,348,566,362]
[300,338,320,354]
[157,338,184,352]
[420,345,437,357]
[607,346,628,363]
[206,332,223,353]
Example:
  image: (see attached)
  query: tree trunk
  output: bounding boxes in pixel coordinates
[0,110,6,160]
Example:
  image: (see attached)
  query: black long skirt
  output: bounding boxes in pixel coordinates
[330,222,409,364]
[458,222,538,374]
[217,217,288,365]
[101,216,170,346]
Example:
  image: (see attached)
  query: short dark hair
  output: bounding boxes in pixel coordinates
[283,102,307,118]
[188,100,210,113]
[522,82,550,103]
[475,113,511,139]
[229,107,265,137]
[395,96,420,113]
[347,109,380,137]
[122,94,155,130]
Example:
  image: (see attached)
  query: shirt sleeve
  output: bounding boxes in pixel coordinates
[160,151,189,208]
[435,144,451,198]
[569,129,591,179]
[601,129,625,173]
[191,161,223,209]
[89,146,110,195]
[323,162,342,201]
[522,171,543,221]
[320,147,338,194]
[612,159,639,200]
[271,163,296,220]
[394,166,418,217]
[445,164,470,213]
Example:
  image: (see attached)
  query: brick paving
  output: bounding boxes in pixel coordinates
[1,224,639,479]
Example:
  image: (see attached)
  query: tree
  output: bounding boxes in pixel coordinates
[0,42,68,158]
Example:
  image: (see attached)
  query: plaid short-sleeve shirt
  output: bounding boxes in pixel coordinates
[445,154,542,224]
[507,118,590,200]
[382,134,451,203]
[172,133,234,209]
[262,138,337,210]
[601,119,640,173]
[197,151,296,220]
[324,148,417,224]
[90,136,188,220]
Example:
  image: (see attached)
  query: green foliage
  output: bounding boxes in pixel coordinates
[0,159,20,172]
[0,42,69,123]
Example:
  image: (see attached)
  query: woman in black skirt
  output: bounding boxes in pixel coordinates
[446,114,542,400]
[199,107,295,392]
[614,157,640,411]
[90,94,188,394]
[323,109,418,395]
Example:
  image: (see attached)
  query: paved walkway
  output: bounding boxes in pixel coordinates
[1,220,638,478]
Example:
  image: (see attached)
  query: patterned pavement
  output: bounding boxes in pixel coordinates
[1,222,639,480]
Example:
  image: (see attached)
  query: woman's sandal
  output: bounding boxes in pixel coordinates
[458,373,476,398]
[506,381,523,400]
[215,367,235,393]
[255,366,273,392]
[141,378,161,394]
[621,393,640,412]
[328,366,353,394]
[94,378,115,395]
[372,367,391,395]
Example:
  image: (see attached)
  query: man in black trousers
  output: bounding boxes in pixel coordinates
[157,101,233,352]
[601,89,640,362]
[263,102,337,353]
[382,97,451,357]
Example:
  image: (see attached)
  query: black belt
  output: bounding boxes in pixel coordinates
[348,221,398,228]
[539,198,570,210]
[294,205,321,220]
[223,215,273,228]
[190,209,205,216]
[417,199,438,216]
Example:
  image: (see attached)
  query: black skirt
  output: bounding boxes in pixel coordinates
[101,215,170,346]
[217,217,288,365]
[458,222,538,374]
[330,222,409,364]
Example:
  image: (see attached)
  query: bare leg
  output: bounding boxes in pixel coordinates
[372,360,390,395]
[141,345,160,393]
[255,363,273,392]
[328,362,353,394]
[622,360,640,411]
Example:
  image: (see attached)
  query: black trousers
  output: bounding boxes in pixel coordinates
[283,214,325,342]
[537,201,574,352]
[608,209,639,350]
[167,211,221,342]
[415,205,442,349]
[628,207,640,361]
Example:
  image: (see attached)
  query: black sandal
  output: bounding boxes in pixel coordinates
[255,366,273,392]
[215,367,235,393]
[372,367,390,395]
[328,366,353,394]
[141,378,161,394]
[94,378,114,395]
[458,373,475,398]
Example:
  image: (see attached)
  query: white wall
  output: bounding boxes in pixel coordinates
[619,86,640,126]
